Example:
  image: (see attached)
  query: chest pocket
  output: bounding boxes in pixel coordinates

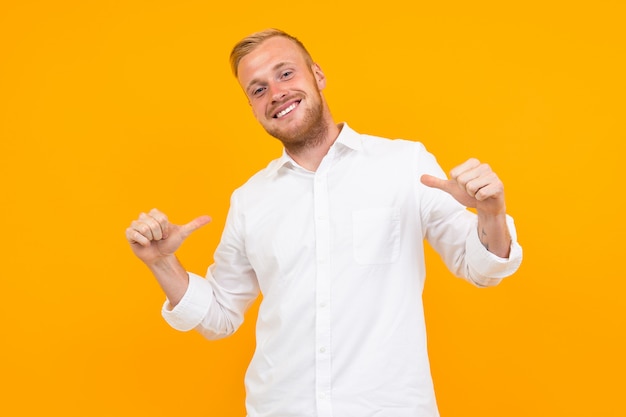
[352,207,401,265]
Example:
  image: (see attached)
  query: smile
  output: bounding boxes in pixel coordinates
[274,101,300,118]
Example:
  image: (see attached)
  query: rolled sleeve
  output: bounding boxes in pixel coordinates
[465,214,523,286]
[161,272,214,331]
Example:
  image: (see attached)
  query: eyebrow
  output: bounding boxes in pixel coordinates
[245,62,293,93]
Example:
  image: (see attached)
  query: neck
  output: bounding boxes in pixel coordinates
[285,121,341,172]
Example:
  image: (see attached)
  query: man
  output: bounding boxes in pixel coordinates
[126,29,522,417]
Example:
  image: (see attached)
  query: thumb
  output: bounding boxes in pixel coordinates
[420,174,449,191]
[180,215,212,238]
[420,174,476,208]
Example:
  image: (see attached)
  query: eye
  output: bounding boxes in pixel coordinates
[281,70,294,79]
[251,86,266,97]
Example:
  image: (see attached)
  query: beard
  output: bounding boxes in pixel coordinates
[262,94,329,153]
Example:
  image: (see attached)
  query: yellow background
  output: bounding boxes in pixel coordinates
[1,1,624,415]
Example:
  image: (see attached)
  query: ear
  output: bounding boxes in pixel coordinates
[311,63,327,90]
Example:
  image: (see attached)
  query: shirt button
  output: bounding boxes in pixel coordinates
[319,301,327,308]
[319,347,326,353]
[319,392,326,399]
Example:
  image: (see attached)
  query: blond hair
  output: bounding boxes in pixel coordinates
[230,28,313,77]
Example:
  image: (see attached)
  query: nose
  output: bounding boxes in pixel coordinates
[269,82,287,103]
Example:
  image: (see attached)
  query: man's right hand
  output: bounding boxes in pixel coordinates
[125,208,212,266]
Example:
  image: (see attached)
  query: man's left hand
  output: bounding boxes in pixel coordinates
[420,158,506,217]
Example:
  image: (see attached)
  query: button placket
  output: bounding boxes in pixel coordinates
[313,155,333,416]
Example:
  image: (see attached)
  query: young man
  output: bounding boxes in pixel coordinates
[126,29,522,417]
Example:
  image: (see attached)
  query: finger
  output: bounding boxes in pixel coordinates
[180,215,212,239]
[131,219,154,241]
[139,212,163,240]
[454,163,493,193]
[139,213,165,240]
[471,174,504,201]
[449,158,481,181]
[463,171,493,198]
[148,208,170,239]
[126,227,151,247]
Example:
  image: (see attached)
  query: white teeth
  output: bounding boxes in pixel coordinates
[276,102,297,118]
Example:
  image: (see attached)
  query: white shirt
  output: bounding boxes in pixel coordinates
[163,123,523,417]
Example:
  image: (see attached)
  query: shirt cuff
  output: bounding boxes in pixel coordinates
[161,272,214,331]
[466,214,523,279]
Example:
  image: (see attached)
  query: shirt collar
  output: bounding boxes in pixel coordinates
[333,122,363,152]
[265,122,362,177]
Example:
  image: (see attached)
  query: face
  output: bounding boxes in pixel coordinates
[236,36,329,149]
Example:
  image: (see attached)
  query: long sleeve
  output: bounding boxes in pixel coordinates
[162,190,261,339]
[416,143,523,286]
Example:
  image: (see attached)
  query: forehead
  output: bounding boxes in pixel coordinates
[237,36,309,86]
